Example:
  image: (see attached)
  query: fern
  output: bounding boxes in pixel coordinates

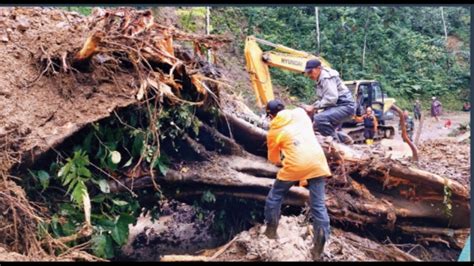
[58,150,92,224]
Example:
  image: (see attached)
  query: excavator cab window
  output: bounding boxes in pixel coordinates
[370,82,385,124]
[371,82,384,102]
[359,84,370,111]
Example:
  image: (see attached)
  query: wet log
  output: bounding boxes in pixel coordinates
[108,150,469,230]
[397,225,469,249]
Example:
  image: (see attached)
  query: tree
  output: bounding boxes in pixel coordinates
[206,6,212,63]
[315,6,320,54]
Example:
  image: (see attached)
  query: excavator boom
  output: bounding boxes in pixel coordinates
[244,35,329,108]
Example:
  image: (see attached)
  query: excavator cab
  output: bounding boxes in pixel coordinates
[343,80,396,142]
[345,80,394,125]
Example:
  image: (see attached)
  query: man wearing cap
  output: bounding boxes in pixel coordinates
[302,59,355,143]
[264,99,332,260]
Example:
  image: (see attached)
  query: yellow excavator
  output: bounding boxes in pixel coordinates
[244,36,404,145]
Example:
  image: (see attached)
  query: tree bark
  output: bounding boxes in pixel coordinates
[362,9,370,68]
[441,7,448,43]
[206,7,212,63]
[315,7,320,54]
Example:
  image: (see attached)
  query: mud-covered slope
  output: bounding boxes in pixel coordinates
[0,7,139,170]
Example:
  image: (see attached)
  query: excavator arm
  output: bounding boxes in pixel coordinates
[244,36,330,108]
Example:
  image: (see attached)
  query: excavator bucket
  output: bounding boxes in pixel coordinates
[244,37,275,108]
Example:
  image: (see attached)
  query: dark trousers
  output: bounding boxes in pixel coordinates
[313,103,355,139]
[364,128,375,140]
[414,111,421,120]
[264,178,330,241]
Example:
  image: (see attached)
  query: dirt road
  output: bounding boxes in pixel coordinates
[389,111,470,142]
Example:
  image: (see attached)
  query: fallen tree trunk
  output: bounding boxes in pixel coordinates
[108,145,469,248]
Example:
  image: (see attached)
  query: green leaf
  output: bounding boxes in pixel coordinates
[94,217,116,229]
[58,163,70,178]
[132,134,144,158]
[97,179,110,194]
[92,234,115,259]
[37,170,50,191]
[77,166,91,178]
[50,215,62,237]
[49,162,60,175]
[95,145,104,160]
[157,160,169,176]
[82,131,94,154]
[71,181,87,205]
[111,214,135,245]
[60,220,76,236]
[153,156,169,176]
[111,199,128,206]
[91,194,106,203]
[63,173,75,187]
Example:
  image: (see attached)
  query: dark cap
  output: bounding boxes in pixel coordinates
[266,99,285,117]
[304,59,321,73]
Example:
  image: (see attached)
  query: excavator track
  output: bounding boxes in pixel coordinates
[344,125,395,144]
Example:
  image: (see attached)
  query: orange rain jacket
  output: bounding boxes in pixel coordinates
[267,107,331,182]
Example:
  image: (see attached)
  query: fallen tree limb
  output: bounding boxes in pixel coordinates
[398,225,469,249]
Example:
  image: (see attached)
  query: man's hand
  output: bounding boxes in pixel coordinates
[299,104,316,118]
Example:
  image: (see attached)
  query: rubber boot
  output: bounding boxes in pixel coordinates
[264,223,278,239]
[311,227,326,260]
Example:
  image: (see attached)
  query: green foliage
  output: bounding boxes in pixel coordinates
[28,170,51,192]
[158,103,201,152]
[91,234,114,258]
[61,6,93,16]
[201,190,216,204]
[58,150,91,205]
[176,7,207,33]
[28,108,171,259]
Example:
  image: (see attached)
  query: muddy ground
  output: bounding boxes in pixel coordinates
[390,111,470,188]
[0,7,139,170]
[120,200,220,261]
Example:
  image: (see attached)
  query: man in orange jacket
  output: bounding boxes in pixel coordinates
[264,99,332,260]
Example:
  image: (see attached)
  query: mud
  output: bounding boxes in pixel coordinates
[120,200,221,261]
[417,138,470,188]
[389,111,470,142]
[214,215,459,261]
[0,7,138,170]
